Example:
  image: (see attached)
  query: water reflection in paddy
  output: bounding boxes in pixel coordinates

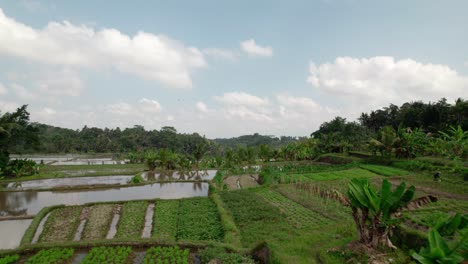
[0,182,208,216]
[6,175,135,190]
[0,219,32,249]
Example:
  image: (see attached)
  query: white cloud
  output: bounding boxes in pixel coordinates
[0,8,206,88]
[307,56,468,113]
[203,48,239,61]
[139,98,162,113]
[0,100,20,112]
[11,83,36,101]
[214,92,270,107]
[36,68,84,96]
[0,82,7,95]
[240,39,273,57]
[196,101,209,113]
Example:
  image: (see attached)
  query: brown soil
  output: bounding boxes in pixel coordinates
[223,174,259,189]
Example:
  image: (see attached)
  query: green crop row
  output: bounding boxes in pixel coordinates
[143,246,189,264]
[300,168,378,181]
[116,201,148,239]
[177,197,224,241]
[0,255,19,264]
[81,246,131,264]
[255,188,328,228]
[26,248,74,264]
[152,200,179,241]
[40,206,82,242]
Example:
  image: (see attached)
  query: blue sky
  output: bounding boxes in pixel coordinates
[0,0,467,137]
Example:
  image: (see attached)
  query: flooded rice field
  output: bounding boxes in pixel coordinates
[0,182,209,216]
[5,175,136,190]
[52,158,123,166]
[0,219,32,249]
[142,169,217,181]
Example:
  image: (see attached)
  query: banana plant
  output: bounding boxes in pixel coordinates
[411,213,468,263]
[346,178,415,248]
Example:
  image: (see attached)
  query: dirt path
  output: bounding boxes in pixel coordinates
[388,178,468,201]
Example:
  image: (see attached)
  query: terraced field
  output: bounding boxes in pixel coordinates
[39,206,82,242]
[152,200,179,241]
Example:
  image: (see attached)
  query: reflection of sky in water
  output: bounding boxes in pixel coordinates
[0,182,208,216]
[0,219,32,249]
[142,170,217,181]
[7,175,134,190]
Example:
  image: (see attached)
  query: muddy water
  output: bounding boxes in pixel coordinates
[53,158,120,165]
[31,212,51,243]
[73,219,87,241]
[0,182,209,216]
[142,170,217,181]
[106,214,120,239]
[0,219,32,249]
[141,203,155,238]
[6,175,135,190]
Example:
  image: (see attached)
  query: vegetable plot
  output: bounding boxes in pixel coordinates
[40,206,82,242]
[82,204,115,240]
[0,255,19,264]
[26,248,74,264]
[81,246,132,264]
[143,246,190,264]
[152,200,179,241]
[116,201,147,239]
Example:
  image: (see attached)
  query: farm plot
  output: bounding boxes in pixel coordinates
[359,164,409,176]
[300,168,378,181]
[81,246,132,264]
[152,200,179,241]
[0,255,19,264]
[220,190,290,247]
[255,188,328,228]
[40,206,82,242]
[275,184,351,221]
[82,204,115,240]
[143,246,190,264]
[26,248,74,264]
[177,197,224,241]
[116,201,147,239]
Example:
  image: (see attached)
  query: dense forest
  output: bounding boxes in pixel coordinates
[1,98,467,163]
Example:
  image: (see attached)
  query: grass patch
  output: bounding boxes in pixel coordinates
[116,201,147,239]
[143,246,190,264]
[359,164,409,176]
[26,248,74,264]
[210,193,242,247]
[81,246,131,264]
[40,206,81,243]
[82,204,115,240]
[152,200,179,241]
[177,197,224,241]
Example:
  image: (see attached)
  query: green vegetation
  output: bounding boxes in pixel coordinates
[81,246,131,264]
[199,246,255,264]
[26,248,74,264]
[298,168,377,181]
[82,204,115,240]
[40,206,82,242]
[359,164,409,176]
[115,201,147,239]
[211,192,242,246]
[177,197,224,241]
[143,246,190,264]
[152,200,179,241]
[0,255,19,264]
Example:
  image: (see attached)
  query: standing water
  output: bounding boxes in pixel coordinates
[0,219,32,249]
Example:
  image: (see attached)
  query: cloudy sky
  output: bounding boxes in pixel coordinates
[0,0,467,138]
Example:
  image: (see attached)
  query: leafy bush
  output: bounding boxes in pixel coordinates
[143,246,190,264]
[2,159,38,178]
[81,246,131,264]
[26,248,74,264]
[128,174,144,184]
[0,255,19,264]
